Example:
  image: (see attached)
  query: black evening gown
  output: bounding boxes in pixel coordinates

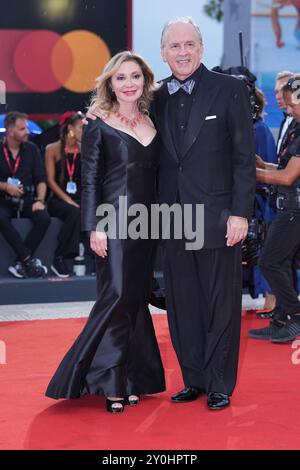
[45,118,165,399]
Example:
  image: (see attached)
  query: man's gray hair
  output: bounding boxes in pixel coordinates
[161,17,203,48]
[276,70,294,81]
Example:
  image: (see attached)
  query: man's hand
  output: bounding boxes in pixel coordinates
[82,108,108,125]
[6,184,24,197]
[90,230,107,258]
[226,216,248,247]
[32,201,45,212]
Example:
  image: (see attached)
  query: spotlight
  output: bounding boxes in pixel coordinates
[40,0,75,21]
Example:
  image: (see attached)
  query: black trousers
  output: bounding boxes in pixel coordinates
[0,198,51,261]
[292,245,300,293]
[163,238,242,396]
[259,210,300,318]
[48,198,81,259]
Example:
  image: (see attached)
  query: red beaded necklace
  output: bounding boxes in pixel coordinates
[114,110,143,128]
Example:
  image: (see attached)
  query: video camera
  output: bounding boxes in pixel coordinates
[212,65,259,122]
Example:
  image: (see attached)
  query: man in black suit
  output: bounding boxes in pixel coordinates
[153,18,256,410]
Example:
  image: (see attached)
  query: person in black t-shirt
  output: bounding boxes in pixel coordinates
[249,76,300,343]
[0,111,51,278]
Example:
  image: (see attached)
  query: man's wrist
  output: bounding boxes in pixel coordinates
[34,197,45,204]
[0,182,8,192]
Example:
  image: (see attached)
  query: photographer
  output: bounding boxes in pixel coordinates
[248,71,295,320]
[249,77,300,343]
[0,111,50,278]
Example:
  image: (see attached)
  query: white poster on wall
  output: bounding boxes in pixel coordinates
[251,0,300,127]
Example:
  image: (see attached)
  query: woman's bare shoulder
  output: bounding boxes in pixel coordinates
[45,141,61,158]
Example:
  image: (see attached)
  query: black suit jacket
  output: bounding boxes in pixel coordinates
[153,64,256,249]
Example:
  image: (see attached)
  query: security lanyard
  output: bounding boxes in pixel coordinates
[2,142,21,177]
[65,146,79,182]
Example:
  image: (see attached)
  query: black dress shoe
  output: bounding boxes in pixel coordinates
[124,394,140,406]
[207,392,230,410]
[106,398,125,413]
[171,386,203,403]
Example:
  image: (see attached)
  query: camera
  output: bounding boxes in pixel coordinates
[5,184,35,212]
[256,184,277,209]
[211,66,259,122]
[242,217,266,268]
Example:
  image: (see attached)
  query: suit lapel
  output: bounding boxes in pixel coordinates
[155,81,179,161]
[181,66,220,160]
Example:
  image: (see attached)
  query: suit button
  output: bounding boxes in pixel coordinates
[178,165,183,172]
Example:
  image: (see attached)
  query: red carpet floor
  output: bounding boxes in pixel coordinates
[0,312,300,450]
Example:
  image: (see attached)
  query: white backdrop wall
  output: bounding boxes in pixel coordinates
[132,0,223,81]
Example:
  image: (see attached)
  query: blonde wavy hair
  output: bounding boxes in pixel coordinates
[88,51,158,115]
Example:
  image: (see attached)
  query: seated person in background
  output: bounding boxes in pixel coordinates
[271,0,300,48]
[45,111,87,278]
[0,111,50,278]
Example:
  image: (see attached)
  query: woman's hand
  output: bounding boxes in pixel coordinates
[255,154,266,169]
[90,230,107,258]
[67,198,80,208]
[32,201,45,212]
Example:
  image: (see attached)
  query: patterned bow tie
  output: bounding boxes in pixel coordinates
[167,78,195,95]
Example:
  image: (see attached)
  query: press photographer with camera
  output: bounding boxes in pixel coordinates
[247,71,295,317]
[248,77,300,343]
[0,111,50,278]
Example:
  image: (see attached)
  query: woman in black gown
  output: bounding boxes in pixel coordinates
[45,51,165,413]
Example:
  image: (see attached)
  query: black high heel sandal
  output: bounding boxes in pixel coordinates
[124,395,140,406]
[106,398,125,413]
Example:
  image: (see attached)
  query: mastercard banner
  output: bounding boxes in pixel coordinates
[0,0,131,115]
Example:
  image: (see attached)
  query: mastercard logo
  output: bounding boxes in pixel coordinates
[0,29,111,93]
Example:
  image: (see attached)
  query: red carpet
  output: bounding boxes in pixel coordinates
[0,312,300,450]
